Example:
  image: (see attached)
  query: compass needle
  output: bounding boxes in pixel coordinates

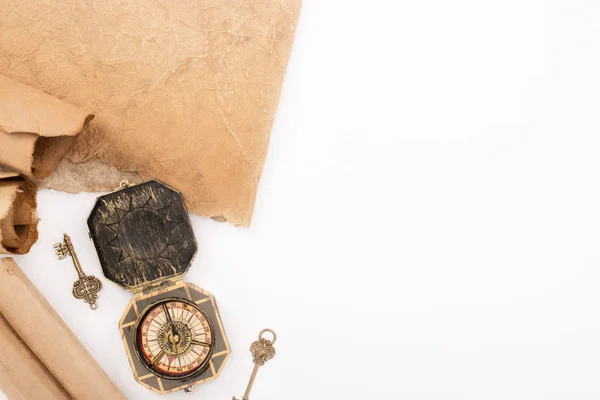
[163,303,173,325]
[191,339,211,348]
[151,349,165,366]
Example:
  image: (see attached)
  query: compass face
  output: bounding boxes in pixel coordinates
[135,298,214,379]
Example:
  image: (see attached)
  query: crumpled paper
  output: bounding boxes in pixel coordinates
[0,172,38,254]
[0,75,93,178]
[0,0,302,227]
[38,158,143,194]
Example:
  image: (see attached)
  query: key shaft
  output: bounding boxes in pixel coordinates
[63,234,85,277]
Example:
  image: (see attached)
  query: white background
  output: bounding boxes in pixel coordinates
[3,0,600,399]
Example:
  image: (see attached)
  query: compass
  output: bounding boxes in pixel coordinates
[88,180,230,394]
[135,298,214,380]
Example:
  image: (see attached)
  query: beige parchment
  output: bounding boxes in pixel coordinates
[0,258,125,400]
[0,75,93,179]
[0,0,302,227]
[0,172,38,255]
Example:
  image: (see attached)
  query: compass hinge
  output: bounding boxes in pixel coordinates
[139,278,177,295]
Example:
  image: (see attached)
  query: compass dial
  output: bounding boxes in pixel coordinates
[135,298,214,379]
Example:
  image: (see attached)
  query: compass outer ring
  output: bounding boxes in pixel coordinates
[118,281,231,395]
[133,297,215,380]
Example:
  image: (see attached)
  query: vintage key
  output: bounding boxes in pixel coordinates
[233,329,277,400]
[54,233,102,310]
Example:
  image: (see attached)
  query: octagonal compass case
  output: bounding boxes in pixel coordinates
[87,180,230,395]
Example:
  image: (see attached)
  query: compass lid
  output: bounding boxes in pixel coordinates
[87,180,197,292]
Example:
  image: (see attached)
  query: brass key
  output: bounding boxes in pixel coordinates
[233,329,277,400]
[54,233,102,310]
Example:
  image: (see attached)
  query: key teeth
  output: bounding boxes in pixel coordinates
[54,243,68,259]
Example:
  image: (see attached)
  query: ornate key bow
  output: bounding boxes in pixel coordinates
[233,329,277,400]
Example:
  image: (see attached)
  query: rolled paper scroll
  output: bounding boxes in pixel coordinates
[0,258,125,400]
[0,172,38,254]
[0,74,93,179]
[0,314,70,400]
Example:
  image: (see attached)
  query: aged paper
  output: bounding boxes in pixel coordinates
[0,75,93,179]
[0,258,125,400]
[0,172,38,255]
[37,158,143,193]
[0,0,302,227]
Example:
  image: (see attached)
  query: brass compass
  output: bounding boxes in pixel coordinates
[88,180,230,394]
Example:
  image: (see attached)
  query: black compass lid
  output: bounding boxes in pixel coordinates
[87,180,197,291]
